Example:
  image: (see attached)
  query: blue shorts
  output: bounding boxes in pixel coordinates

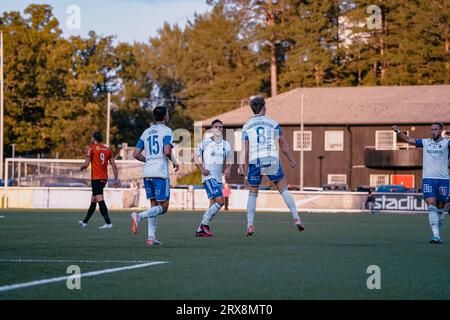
[144,178,170,202]
[247,160,285,186]
[423,179,449,203]
[204,179,223,200]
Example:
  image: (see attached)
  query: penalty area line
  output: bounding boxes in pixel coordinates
[0,261,169,293]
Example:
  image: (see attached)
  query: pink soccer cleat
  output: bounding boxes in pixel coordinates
[294,219,305,232]
[246,225,255,237]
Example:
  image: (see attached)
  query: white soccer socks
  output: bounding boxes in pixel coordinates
[139,205,164,221]
[247,193,258,228]
[428,205,440,239]
[148,217,158,240]
[281,190,300,221]
[437,208,445,229]
[201,202,223,226]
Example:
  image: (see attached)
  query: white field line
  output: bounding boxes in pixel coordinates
[0,259,155,264]
[0,261,168,293]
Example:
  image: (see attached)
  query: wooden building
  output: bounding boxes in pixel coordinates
[200,85,450,190]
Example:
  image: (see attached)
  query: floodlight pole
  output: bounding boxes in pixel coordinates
[0,31,4,180]
[107,92,111,146]
[300,94,304,192]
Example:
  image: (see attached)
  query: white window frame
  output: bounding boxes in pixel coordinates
[375,131,397,150]
[325,131,344,151]
[234,130,242,152]
[370,174,390,187]
[327,174,347,185]
[293,131,312,151]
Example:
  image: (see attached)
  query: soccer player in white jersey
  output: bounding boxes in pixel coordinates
[238,96,305,236]
[194,119,232,237]
[393,123,449,244]
[130,107,179,246]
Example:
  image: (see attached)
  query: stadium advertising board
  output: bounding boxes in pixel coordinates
[372,193,427,212]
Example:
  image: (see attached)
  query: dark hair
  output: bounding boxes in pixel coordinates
[211,119,223,127]
[153,106,167,122]
[249,96,265,114]
[93,131,103,143]
[432,122,444,129]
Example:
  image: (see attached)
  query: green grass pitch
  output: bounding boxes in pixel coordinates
[0,209,448,300]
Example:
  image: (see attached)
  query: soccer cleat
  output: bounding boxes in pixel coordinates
[147,239,162,246]
[99,224,113,229]
[196,230,213,238]
[131,212,139,234]
[294,219,305,232]
[78,221,87,228]
[201,224,214,237]
[246,225,255,237]
[430,237,443,244]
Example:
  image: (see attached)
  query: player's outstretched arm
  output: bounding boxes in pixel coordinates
[222,163,232,180]
[133,147,146,163]
[223,148,233,179]
[109,157,119,188]
[170,149,180,172]
[194,154,210,176]
[164,145,179,172]
[238,140,248,176]
[392,125,416,145]
[80,147,92,171]
[279,136,297,168]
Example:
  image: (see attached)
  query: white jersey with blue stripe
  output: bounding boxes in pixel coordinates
[136,124,174,179]
[195,137,232,183]
[242,115,282,164]
[416,138,450,180]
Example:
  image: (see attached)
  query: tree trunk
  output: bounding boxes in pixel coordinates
[445,32,449,84]
[268,0,277,97]
[380,13,386,79]
[270,37,277,96]
[358,54,362,85]
[208,61,213,85]
[315,64,321,86]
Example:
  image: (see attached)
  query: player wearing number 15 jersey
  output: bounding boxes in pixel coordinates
[131,107,179,246]
[79,132,119,230]
[238,96,305,236]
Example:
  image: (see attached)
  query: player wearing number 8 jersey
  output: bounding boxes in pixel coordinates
[130,106,179,246]
[238,96,305,236]
[79,132,119,229]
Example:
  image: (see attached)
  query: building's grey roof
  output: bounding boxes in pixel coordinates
[202,85,450,127]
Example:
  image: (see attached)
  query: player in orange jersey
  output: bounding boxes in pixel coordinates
[79,132,119,229]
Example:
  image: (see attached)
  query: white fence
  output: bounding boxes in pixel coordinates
[1,187,427,214]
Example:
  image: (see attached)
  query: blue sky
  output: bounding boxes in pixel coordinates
[1,0,211,43]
